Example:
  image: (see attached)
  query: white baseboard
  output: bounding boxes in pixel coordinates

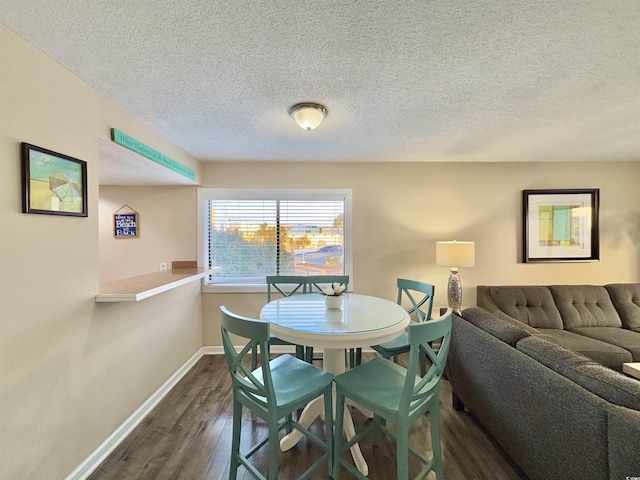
[202,345,223,355]
[65,348,206,480]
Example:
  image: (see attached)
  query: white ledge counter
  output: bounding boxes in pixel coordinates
[95,267,219,302]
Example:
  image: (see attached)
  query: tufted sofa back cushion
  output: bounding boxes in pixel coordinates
[605,283,640,332]
[549,285,622,329]
[477,286,563,329]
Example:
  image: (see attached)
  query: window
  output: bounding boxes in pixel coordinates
[198,189,352,290]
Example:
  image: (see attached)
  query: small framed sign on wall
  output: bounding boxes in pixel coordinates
[113,205,139,238]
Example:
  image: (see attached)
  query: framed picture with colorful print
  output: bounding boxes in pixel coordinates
[21,143,88,217]
[523,189,599,263]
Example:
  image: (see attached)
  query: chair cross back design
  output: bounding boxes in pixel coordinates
[222,314,273,399]
[352,278,435,369]
[220,306,334,480]
[399,278,435,323]
[333,308,453,480]
[266,275,310,300]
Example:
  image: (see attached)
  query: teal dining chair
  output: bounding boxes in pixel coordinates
[305,274,350,364]
[368,278,435,369]
[333,308,453,480]
[220,306,334,480]
[351,278,435,370]
[249,275,310,370]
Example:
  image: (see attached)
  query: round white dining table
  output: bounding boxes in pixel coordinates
[260,292,410,476]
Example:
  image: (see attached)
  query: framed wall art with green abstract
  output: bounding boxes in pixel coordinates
[523,189,599,263]
[21,143,88,217]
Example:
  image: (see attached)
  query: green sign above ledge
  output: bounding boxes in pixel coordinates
[110,128,196,181]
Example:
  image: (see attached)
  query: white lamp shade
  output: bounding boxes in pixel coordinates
[436,241,475,268]
[289,103,327,131]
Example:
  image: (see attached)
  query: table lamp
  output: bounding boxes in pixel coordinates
[436,240,475,314]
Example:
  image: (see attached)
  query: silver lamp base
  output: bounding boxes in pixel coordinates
[447,267,462,315]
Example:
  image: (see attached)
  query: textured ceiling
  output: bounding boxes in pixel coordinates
[2,1,640,164]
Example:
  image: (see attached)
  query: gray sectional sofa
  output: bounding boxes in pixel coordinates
[446,284,640,480]
[478,284,640,370]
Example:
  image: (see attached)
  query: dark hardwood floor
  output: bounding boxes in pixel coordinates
[89,354,528,480]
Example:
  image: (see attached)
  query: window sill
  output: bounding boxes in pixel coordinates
[201,283,268,294]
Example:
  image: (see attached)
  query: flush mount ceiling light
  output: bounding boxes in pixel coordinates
[289,103,327,131]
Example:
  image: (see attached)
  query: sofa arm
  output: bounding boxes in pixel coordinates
[517,336,640,410]
[463,307,533,346]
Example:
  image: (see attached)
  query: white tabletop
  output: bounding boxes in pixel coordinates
[260,293,410,350]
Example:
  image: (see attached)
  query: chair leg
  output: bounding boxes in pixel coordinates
[230,399,242,480]
[429,404,443,479]
[348,348,363,368]
[268,418,280,480]
[396,421,410,480]
[285,413,293,434]
[305,346,314,363]
[333,389,346,480]
[295,345,305,360]
[323,389,333,475]
[372,414,383,445]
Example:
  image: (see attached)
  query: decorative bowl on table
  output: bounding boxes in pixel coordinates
[325,295,343,309]
[321,282,346,309]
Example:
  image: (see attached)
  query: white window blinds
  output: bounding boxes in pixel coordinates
[202,190,348,284]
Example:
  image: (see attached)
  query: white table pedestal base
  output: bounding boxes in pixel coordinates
[279,347,369,476]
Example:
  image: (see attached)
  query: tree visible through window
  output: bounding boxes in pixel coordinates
[203,194,347,284]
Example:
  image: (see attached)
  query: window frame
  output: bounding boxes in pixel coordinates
[198,188,353,293]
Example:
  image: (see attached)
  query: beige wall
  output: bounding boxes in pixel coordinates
[0,26,203,480]
[99,186,197,283]
[201,161,640,346]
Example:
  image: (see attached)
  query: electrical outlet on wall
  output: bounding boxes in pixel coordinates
[160,262,168,272]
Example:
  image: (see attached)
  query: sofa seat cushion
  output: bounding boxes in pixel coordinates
[462,307,531,346]
[477,286,563,329]
[517,336,640,411]
[549,285,622,329]
[606,283,640,332]
[568,327,640,361]
[537,329,632,370]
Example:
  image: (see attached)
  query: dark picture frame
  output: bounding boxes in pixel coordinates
[523,188,599,263]
[21,143,88,217]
